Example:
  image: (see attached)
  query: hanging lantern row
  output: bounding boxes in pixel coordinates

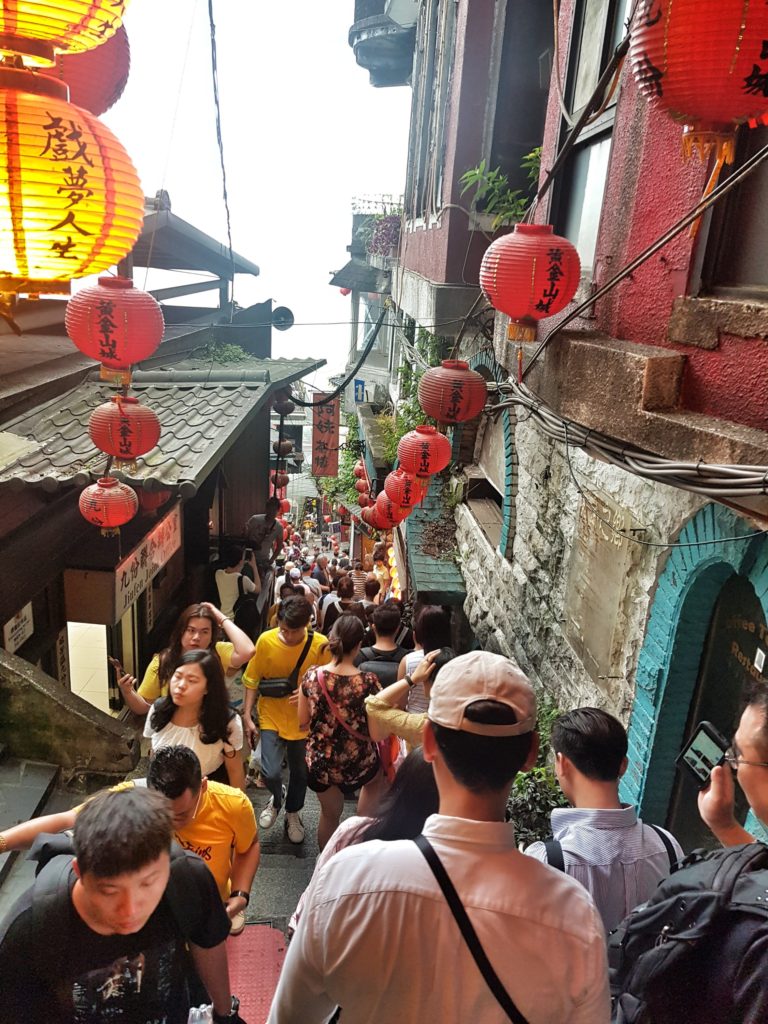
[384,468,430,509]
[53,24,130,116]
[67,277,164,373]
[0,0,128,65]
[88,395,160,466]
[397,425,452,477]
[417,360,488,424]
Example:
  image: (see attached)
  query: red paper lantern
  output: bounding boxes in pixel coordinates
[280,498,291,514]
[418,360,488,424]
[324,514,331,523]
[354,479,370,494]
[337,504,348,517]
[339,287,351,296]
[273,439,293,456]
[384,469,429,509]
[375,492,409,525]
[630,1,768,161]
[479,225,580,341]
[274,399,295,417]
[53,25,130,115]
[397,425,452,477]
[357,494,371,508]
[138,487,171,514]
[353,462,366,479]
[79,475,137,535]
[88,395,160,461]
[272,472,290,488]
[66,278,164,370]
[0,1,128,64]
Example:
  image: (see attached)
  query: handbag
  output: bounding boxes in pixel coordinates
[317,669,395,780]
[414,834,530,1024]
[258,631,314,698]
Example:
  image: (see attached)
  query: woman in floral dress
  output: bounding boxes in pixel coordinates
[299,614,382,848]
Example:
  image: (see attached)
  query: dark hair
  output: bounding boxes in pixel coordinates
[364,577,381,600]
[221,544,243,568]
[74,788,172,877]
[347,602,369,626]
[432,702,533,792]
[353,748,438,843]
[301,563,311,572]
[157,604,220,691]
[265,496,280,516]
[431,646,456,677]
[550,708,627,782]
[354,560,363,571]
[150,649,234,745]
[278,595,312,629]
[743,682,768,757]
[336,576,354,599]
[326,613,365,659]
[414,605,451,653]
[279,583,297,599]
[147,745,203,799]
[373,603,401,638]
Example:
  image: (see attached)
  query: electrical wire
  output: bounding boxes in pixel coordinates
[207,0,236,323]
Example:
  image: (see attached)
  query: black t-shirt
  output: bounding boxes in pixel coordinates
[0,854,229,1024]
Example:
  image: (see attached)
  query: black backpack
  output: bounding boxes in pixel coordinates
[233,575,261,641]
[609,842,768,1023]
[357,646,402,686]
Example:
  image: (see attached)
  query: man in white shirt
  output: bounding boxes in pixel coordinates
[214,544,259,618]
[525,707,683,933]
[267,651,610,1023]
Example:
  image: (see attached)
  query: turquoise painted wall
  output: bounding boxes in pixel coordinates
[622,502,768,842]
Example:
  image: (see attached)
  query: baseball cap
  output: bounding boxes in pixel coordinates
[289,567,302,580]
[428,651,536,737]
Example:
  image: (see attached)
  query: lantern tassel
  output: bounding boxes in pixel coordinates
[688,147,730,240]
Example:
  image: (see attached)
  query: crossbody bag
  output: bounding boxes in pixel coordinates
[317,669,401,783]
[259,631,314,698]
[414,834,530,1024]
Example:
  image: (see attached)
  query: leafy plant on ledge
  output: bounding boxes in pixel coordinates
[459,146,542,231]
[506,692,568,846]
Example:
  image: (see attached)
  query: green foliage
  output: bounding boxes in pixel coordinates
[506,691,569,846]
[459,147,542,231]
[202,341,251,364]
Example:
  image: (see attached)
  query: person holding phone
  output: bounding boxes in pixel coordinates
[214,544,259,619]
[116,602,255,717]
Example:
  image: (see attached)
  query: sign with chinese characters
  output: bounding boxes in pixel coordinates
[3,602,34,654]
[354,379,365,403]
[55,627,70,687]
[311,393,340,476]
[114,504,181,619]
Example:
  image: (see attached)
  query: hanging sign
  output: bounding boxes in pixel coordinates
[114,503,181,619]
[354,379,365,403]
[311,393,340,476]
[3,602,34,654]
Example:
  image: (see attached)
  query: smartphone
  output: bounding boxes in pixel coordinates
[676,720,730,789]
[108,656,124,677]
[243,548,253,560]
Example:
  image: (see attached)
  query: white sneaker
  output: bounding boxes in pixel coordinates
[229,910,246,936]
[259,785,286,830]
[285,810,305,844]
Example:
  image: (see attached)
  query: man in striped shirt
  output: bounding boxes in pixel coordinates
[525,707,683,932]
[349,560,368,598]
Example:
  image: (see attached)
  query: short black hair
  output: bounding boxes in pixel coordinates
[414,605,451,652]
[265,496,281,515]
[278,595,312,628]
[372,603,400,637]
[147,745,202,799]
[550,707,627,782]
[221,544,243,568]
[432,701,533,793]
[364,577,381,600]
[75,788,172,877]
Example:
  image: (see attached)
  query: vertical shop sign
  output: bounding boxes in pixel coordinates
[312,393,340,476]
[55,627,70,687]
[114,503,181,619]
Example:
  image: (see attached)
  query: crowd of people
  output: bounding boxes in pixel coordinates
[1,511,768,1023]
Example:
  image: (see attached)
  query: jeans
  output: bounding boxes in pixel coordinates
[259,729,307,812]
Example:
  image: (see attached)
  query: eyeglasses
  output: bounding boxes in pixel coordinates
[724,747,768,769]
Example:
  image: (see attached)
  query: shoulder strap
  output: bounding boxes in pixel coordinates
[31,854,74,939]
[317,669,372,743]
[414,835,529,1024]
[647,823,678,873]
[237,575,245,600]
[289,630,315,685]
[544,839,565,872]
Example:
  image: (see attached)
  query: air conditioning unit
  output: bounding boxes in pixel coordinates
[384,0,418,28]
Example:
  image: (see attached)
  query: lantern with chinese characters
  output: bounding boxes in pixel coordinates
[273,439,293,456]
[0,0,128,65]
[418,360,487,424]
[397,425,452,477]
[66,278,164,370]
[137,487,171,515]
[271,471,290,489]
[375,492,409,526]
[0,69,143,307]
[384,469,429,509]
[357,494,371,508]
[280,498,291,514]
[79,475,137,536]
[630,0,768,163]
[353,462,366,479]
[88,395,160,465]
[479,225,580,342]
[53,24,130,115]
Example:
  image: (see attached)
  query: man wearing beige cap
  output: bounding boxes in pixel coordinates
[267,650,610,1023]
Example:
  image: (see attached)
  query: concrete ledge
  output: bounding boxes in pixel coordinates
[668,295,768,350]
[0,649,139,779]
[393,266,480,340]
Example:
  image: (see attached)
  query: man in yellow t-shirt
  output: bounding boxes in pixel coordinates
[0,747,260,936]
[243,596,330,844]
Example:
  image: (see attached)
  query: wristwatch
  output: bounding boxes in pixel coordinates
[230,889,250,906]
[212,995,240,1023]
[404,673,415,688]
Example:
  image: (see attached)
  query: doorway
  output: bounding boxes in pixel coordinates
[66,621,109,714]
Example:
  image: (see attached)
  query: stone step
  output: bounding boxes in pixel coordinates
[0,758,60,889]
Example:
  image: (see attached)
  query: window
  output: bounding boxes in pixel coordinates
[554,0,630,271]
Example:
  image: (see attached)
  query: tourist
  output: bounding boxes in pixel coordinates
[245,496,284,577]
[398,604,452,715]
[214,544,260,619]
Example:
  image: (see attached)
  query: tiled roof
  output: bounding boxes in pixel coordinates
[405,477,466,605]
[0,357,321,496]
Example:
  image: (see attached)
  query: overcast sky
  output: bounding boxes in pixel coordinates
[104,0,411,387]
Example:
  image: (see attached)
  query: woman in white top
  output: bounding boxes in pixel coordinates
[144,649,245,789]
[397,604,452,715]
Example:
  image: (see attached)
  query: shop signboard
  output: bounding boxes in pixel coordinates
[115,504,182,619]
[3,602,33,654]
[311,393,340,476]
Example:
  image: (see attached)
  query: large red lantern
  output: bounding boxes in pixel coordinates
[630,1,768,162]
[337,504,348,517]
[384,469,429,509]
[0,1,128,64]
[79,475,137,535]
[273,398,295,417]
[354,479,369,494]
[88,395,160,462]
[272,471,290,488]
[479,225,580,341]
[280,498,291,514]
[418,360,487,424]
[353,463,366,479]
[375,492,409,526]
[138,487,171,514]
[357,494,371,508]
[66,278,164,370]
[397,425,452,477]
[53,24,130,115]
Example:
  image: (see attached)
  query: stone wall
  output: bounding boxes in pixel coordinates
[456,415,702,719]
